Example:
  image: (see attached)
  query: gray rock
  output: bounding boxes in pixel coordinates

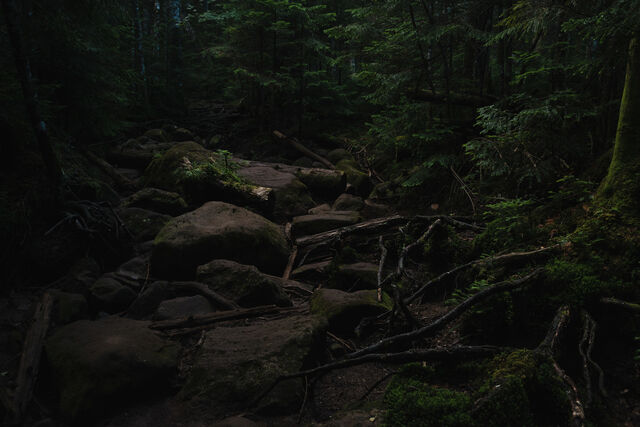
[196,259,292,308]
[311,288,391,333]
[89,277,137,313]
[308,203,332,215]
[120,188,188,216]
[332,194,364,211]
[117,207,172,243]
[181,315,326,416]
[46,317,180,422]
[154,295,214,320]
[151,202,290,279]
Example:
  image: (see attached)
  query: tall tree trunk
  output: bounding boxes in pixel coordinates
[1,0,62,189]
[599,36,640,211]
[132,0,149,110]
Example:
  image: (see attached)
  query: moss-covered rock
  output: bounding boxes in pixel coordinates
[327,148,354,164]
[154,295,214,320]
[332,193,364,211]
[45,317,180,422]
[180,314,327,416]
[141,141,213,193]
[332,262,379,290]
[335,159,372,196]
[291,260,332,284]
[238,165,315,220]
[196,259,292,307]
[311,288,392,333]
[51,291,89,325]
[120,187,188,216]
[151,201,289,279]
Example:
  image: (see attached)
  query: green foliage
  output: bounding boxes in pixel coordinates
[545,259,623,307]
[384,367,473,427]
[475,199,538,251]
[178,153,246,189]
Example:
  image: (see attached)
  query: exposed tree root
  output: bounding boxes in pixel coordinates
[600,297,640,313]
[536,306,585,427]
[254,345,504,407]
[350,269,543,358]
[405,245,561,304]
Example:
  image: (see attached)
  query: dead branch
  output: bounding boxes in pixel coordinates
[11,292,54,423]
[283,246,298,281]
[377,236,388,303]
[406,245,561,304]
[584,312,606,398]
[81,149,138,192]
[149,304,282,331]
[398,219,442,276]
[171,281,239,310]
[578,312,593,406]
[350,269,544,358]
[273,130,335,170]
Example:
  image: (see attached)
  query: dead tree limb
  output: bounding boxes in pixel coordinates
[273,130,335,170]
[171,282,239,310]
[11,292,54,423]
[377,236,388,303]
[350,269,544,358]
[81,149,138,192]
[150,305,283,332]
[584,312,606,398]
[406,245,560,304]
[283,246,298,281]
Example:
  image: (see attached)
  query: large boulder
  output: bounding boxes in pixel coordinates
[154,295,214,320]
[333,262,379,290]
[335,159,372,196]
[45,317,180,422]
[181,315,326,415]
[294,168,346,200]
[142,142,273,210]
[196,259,292,308]
[151,202,289,279]
[120,188,188,216]
[238,165,315,220]
[291,211,360,237]
[332,193,364,211]
[311,288,392,334]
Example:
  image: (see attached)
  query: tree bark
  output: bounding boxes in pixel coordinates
[598,36,640,209]
[1,0,62,189]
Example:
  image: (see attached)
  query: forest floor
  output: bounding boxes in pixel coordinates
[1,112,639,427]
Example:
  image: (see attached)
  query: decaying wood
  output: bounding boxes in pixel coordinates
[377,236,387,303]
[600,297,640,313]
[398,219,442,276]
[273,130,335,170]
[283,246,298,281]
[81,149,138,192]
[254,345,504,407]
[350,269,544,358]
[327,332,355,352]
[150,305,283,331]
[171,282,239,310]
[406,245,561,304]
[583,311,606,399]
[11,292,54,423]
[296,214,483,250]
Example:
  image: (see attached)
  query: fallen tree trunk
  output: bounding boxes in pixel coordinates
[81,149,138,192]
[273,130,335,170]
[11,292,54,423]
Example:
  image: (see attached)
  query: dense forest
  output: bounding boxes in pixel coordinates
[1,0,640,425]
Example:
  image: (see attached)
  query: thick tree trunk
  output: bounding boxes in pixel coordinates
[599,37,640,208]
[1,0,62,189]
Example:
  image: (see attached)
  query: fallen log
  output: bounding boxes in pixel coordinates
[149,304,282,331]
[273,130,335,170]
[11,292,54,423]
[81,149,138,192]
[599,297,640,313]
